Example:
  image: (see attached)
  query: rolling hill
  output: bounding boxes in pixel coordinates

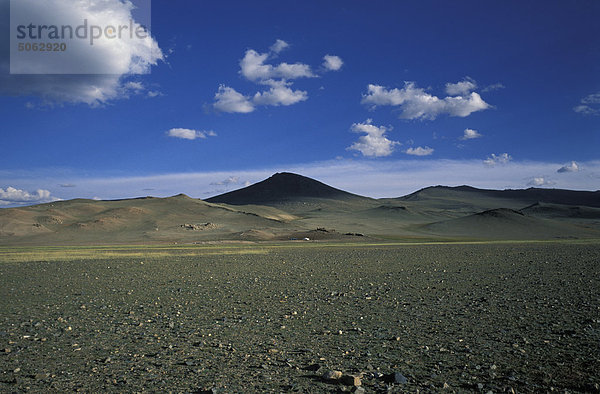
[1,173,600,245]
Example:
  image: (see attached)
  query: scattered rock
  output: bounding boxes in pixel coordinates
[384,372,407,384]
[323,370,343,381]
[342,374,362,386]
[304,363,321,372]
[181,223,217,231]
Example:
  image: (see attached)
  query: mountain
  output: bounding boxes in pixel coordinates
[2,173,600,245]
[401,185,600,208]
[206,172,369,206]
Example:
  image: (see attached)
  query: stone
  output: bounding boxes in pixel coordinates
[304,363,320,371]
[323,370,343,381]
[342,374,362,386]
[384,372,407,384]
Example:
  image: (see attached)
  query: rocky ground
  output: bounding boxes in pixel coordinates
[1,242,599,393]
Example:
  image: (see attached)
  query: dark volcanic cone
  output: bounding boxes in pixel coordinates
[206,172,366,205]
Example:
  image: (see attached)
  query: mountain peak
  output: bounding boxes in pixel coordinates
[206,172,364,205]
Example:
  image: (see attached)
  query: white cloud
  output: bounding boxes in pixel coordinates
[527,177,556,187]
[270,39,289,54]
[557,161,580,173]
[482,83,505,92]
[323,55,343,71]
[215,40,341,113]
[573,105,599,115]
[348,119,400,157]
[574,92,600,115]
[252,80,308,106]
[581,93,600,105]
[211,176,239,186]
[239,49,314,82]
[213,85,255,113]
[461,128,482,140]
[405,146,434,156]
[0,187,58,206]
[8,159,599,202]
[361,82,490,120]
[210,176,250,189]
[167,128,216,140]
[445,78,477,96]
[0,0,163,106]
[484,153,512,166]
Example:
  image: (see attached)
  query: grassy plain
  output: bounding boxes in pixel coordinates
[1,241,599,392]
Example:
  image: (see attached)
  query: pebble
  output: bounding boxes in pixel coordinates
[384,372,407,384]
[342,374,362,386]
[323,370,343,381]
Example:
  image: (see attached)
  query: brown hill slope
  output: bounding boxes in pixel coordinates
[0,194,301,245]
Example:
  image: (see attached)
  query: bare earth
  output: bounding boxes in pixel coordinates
[1,241,599,393]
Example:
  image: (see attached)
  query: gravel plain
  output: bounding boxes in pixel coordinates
[1,242,599,393]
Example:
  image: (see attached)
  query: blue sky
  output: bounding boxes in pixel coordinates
[1,0,599,206]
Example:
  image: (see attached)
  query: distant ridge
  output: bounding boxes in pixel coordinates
[401,185,600,208]
[206,172,366,205]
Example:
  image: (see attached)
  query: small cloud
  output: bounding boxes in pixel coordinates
[582,93,600,105]
[215,40,341,114]
[167,128,217,140]
[361,82,490,120]
[210,176,252,188]
[574,92,600,115]
[0,187,58,206]
[484,153,512,166]
[347,119,400,158]
[445,77,477,96]
[527,177,556,187]
[252,80,308,107]
[557,161,580,173]
[214,85,255,113]
[270,39,289,54]
[239,47,314,82]
[147,91,162,98]
[573,105,599,115]
[404,146,434,156]
[323,55,343,71]
[211,176,240,186]
[461,128,482,140]
[482,83,505,92]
